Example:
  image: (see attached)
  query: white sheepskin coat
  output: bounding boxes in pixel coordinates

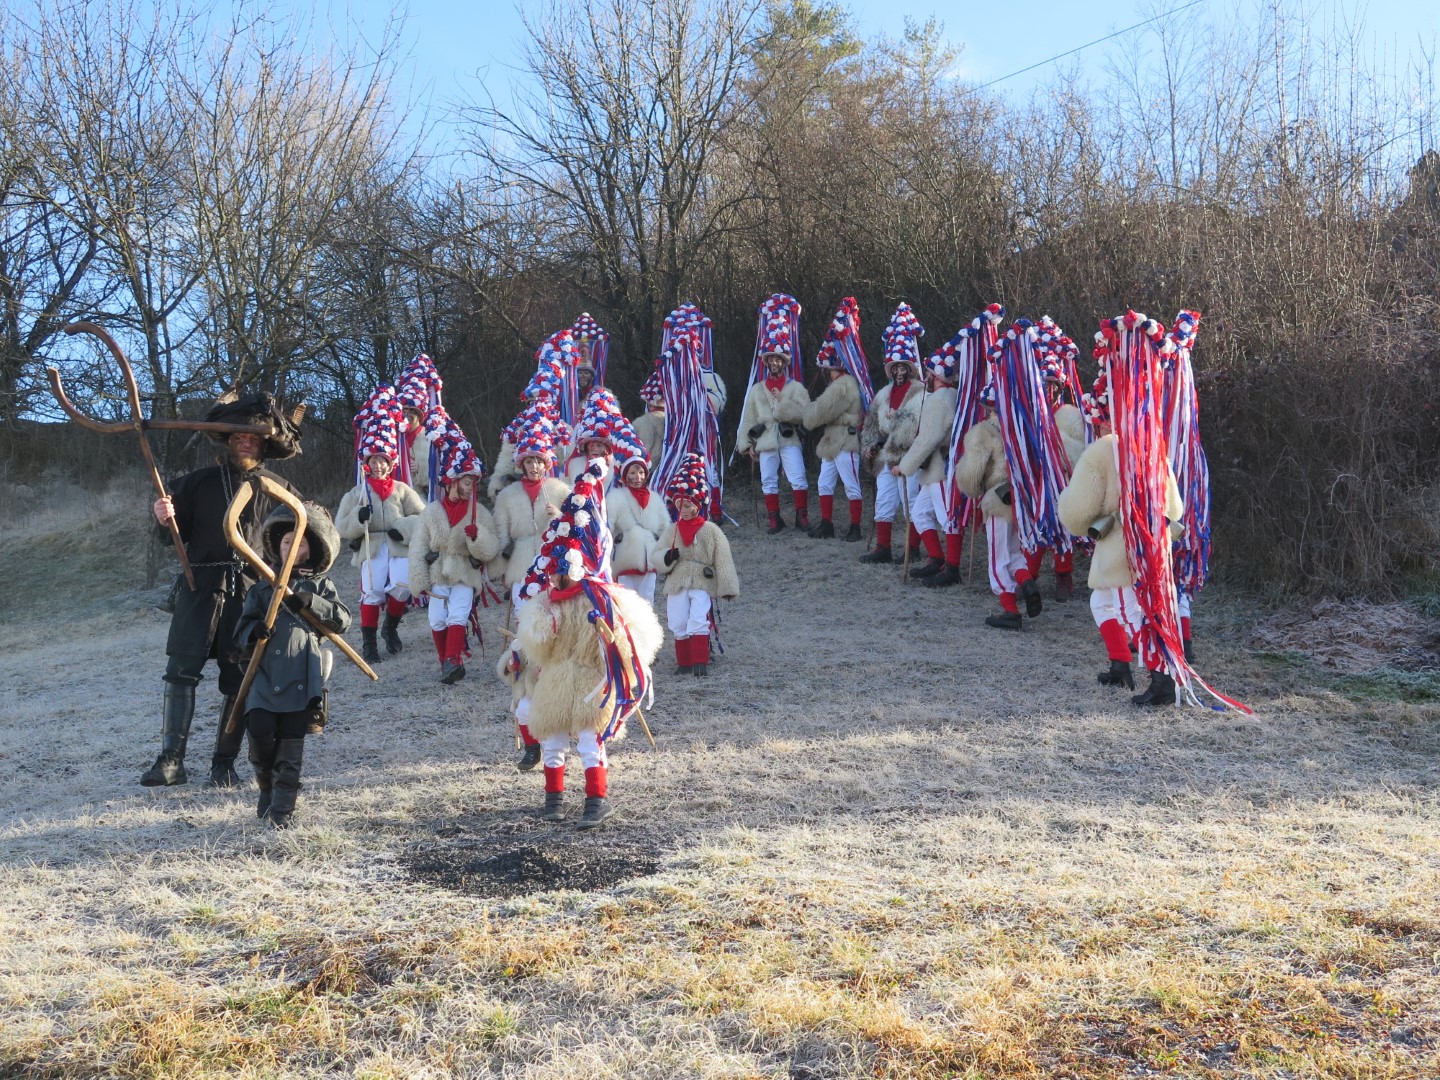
[860,379,924,468]
[490,476,571,587]
[334,480,426,566]
[408,499,502,595]
[802,374,863,460]
[897,386,958,486]
[735,379,810,454]
[608,485,671,577]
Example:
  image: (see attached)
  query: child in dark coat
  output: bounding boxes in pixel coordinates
[234,503,350,828]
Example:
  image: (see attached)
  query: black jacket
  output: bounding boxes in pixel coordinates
[162,462,301,659]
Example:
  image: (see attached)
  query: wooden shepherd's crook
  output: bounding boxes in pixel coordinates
[47,322,275,591]
[222,477,379,734]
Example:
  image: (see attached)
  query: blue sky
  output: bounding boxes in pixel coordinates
[279,0,1440,150]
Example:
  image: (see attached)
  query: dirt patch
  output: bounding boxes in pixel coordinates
[1249,598,1440,673]
[403,838,662,898]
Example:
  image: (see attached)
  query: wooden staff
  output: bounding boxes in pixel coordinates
[48,323,276,590]
[899,471,913,583]
[222,477,378,733]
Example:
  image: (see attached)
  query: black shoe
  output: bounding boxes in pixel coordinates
[1132,670,1177,706]
[1018,577,1043,617]
[381,613,404,655]
[140,750,188,787]
[795,508,811,530]
[923,565,961,588]
[1183,638,1195,664]
[541,790,565,822]
[842,523,863,542]
[361,627,381,663]
[692,662,708,677]
[516,743,542,771]
[766,511,787,534]
[440,658,467,685]
[909,557,945,579]
[578,796,615,829]
[256,786,273,819]
[809,519,836,539]
[140,683,195,787]
[985,611,1023,631]
[1097,659,1135,689]
[859,545,893,564]
[208,758,241,788]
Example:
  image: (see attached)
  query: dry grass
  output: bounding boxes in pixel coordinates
[1,488,1438,1078]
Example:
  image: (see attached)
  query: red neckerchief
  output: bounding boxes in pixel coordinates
[628,485,651,509]
[764,375,787,393]
[521,478,544,502]
[366,475,395,501]
[888,381,910,411]
[677,516,705,546]
[549,581,585,602]
[405,427,420,446]
[441,495,469,527]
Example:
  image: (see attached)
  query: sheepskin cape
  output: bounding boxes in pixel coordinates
[860,378,923,467]
[651,519,740,599]
[954,417,1013,524]
[802,373,863,460]
[897,386,959,486]
[516,582,663,741]
[408,498,501,595]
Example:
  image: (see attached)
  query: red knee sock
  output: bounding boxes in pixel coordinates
[432,629,447,662]
[1181,616,1192,642]
[920,529,942,559]
[1025,549,1043,578]
[692,634,710,664]
[764,493,780,514]
[849,498,863,526]
[385,596,408,619]
[1056,550,1074,573]
[819,494,835,522]
[710,492,723,519]
[1000,591,1019,614]
[875,520,893,547]
[906,523,919,550]
[544,765,565,793]
[1139,630,1165,672]
[1099,619,1132,662]
[584,765,607,798]
[945,531,962,568]
[519,724,538,747]
[360,602,380,628]
[792,489,808,512]
[675,637,689,666]
[445,624,467,663]
[1015,567,1035,585]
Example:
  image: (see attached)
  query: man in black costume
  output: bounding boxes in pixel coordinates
[139,392,304,788]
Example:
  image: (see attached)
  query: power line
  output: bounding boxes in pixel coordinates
[971,0,1208,91]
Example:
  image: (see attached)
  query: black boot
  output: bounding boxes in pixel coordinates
[1018,577,1043,618]
[440,657,467,685]
[381,612,404,655]
[1097,659,1135,689]
[247,726,276,819]
[842,523,863,542]
[1054,571,1075,603]
[795,506,810,530]
[1132,670,1177,706]
[208,695,244,788]
[140,683,195,787]
[923,564,961,588]
[910,557,945,579]
[541,790,565,822]
[859,544,893,564]
[578,796,615,829]
[361,626,381,663]
[693,661,709,677]
[809,519,836,539]
[985,611,1023,631]
[516,743,542,771]
[266,738,305,828]
[766,510,786,534]
[1183,638,1195,664]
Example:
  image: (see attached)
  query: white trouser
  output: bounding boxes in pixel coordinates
[667,589,712,638]
[515,693,531,726]
[985,515,1027,596]
[360,541,411,605]
[1090,585,1145,636]
[1176,589,1192,619]
[910,480,958,536]
[541,728,607,770]
[818,452,862,500]
[618,571,656,604]
[874,469,921,523]
[426,583,474,630]
[759,445,808,494]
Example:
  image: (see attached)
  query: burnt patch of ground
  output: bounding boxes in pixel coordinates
[403,827,665,898]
